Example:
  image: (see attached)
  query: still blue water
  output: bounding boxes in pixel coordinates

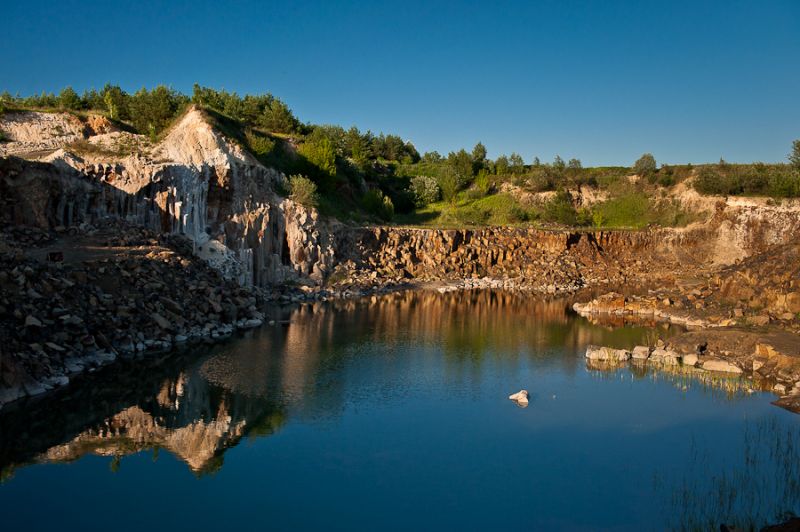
[1,290,798,530]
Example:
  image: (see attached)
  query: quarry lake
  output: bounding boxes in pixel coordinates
[1,290,798,531]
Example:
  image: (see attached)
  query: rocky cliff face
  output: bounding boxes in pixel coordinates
[4,108,800,293]
[333,201,800,293]
[0,107,335,287]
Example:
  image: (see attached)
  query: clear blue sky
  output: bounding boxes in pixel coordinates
[2,0,798,166]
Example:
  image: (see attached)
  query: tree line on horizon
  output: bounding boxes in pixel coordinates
[1,85,799,220]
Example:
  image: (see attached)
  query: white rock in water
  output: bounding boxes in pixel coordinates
[632,346,651,360]
[701,359,742,374]
[682,353,699,366]
[585,345,632,362]
[650,348,681,365]
[509,390,529,406]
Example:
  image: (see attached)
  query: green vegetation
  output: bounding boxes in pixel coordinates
[633,153,656,177]
[2,84,798,226]
[288,175,319,207]
[590,192,694,228]
[361,189,395,221]
[410,175,440,206]
[692,161,800,198]
[397,181,695,229]
[0,84,190,139]
[789,139,800,170]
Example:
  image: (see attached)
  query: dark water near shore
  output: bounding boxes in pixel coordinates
[1,290,799,531]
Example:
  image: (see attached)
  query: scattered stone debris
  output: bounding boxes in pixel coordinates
[0,223,267,409]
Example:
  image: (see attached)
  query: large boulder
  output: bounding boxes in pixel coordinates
[649,348,681,365]
[585,345,631,362]
[701,359,742,374]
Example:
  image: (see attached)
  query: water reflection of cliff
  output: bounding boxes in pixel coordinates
[1,289,680,478]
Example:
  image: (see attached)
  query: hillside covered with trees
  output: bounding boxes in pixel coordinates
[2,84,799,228]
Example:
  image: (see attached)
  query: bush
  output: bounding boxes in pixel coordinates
[768,171,800,198]
[527,167,555,192]
[693,163,800,198]
[299,132,337,177]
[590,193,694,228]
[437,166,463,204]
[633,153,657,176]
[288,174,319,207]
[540,190,586,226]
[361,189,394,221]
[474,170,493,196]
[410,175,440,206]
[694,167,735,195]
[244,129,275,157]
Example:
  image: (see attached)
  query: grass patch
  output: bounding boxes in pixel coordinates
[590,193,696,229]
[395,193,532,227]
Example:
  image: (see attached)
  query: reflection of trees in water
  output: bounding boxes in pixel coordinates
[586,362,759,403]
[286,289,680,366]
[0,289,684,479]
[657,417,800,531]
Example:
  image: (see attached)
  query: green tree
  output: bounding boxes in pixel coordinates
[633,153,657,176]
[495,155,510,175]
[437,166,461,204]
[789,140,800,170]
[471,142,487,167]
[101,84,128,120]
[374,134,408,161]
[568,158,582,170]
[509,153,525,174]
[532,156,541,167]
[128,85,188,139]
[299,132,337,177]
[57,86,82,110]
[553,155,566,171]
[422,151,443,164]
[344,126,372,166]
[447,149,474,183]
[81,89,103,110]
[258,99,300,134]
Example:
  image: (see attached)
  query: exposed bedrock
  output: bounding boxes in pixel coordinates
[0,108,336,287]
[333,202,800,292]
[4,107,800,292]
